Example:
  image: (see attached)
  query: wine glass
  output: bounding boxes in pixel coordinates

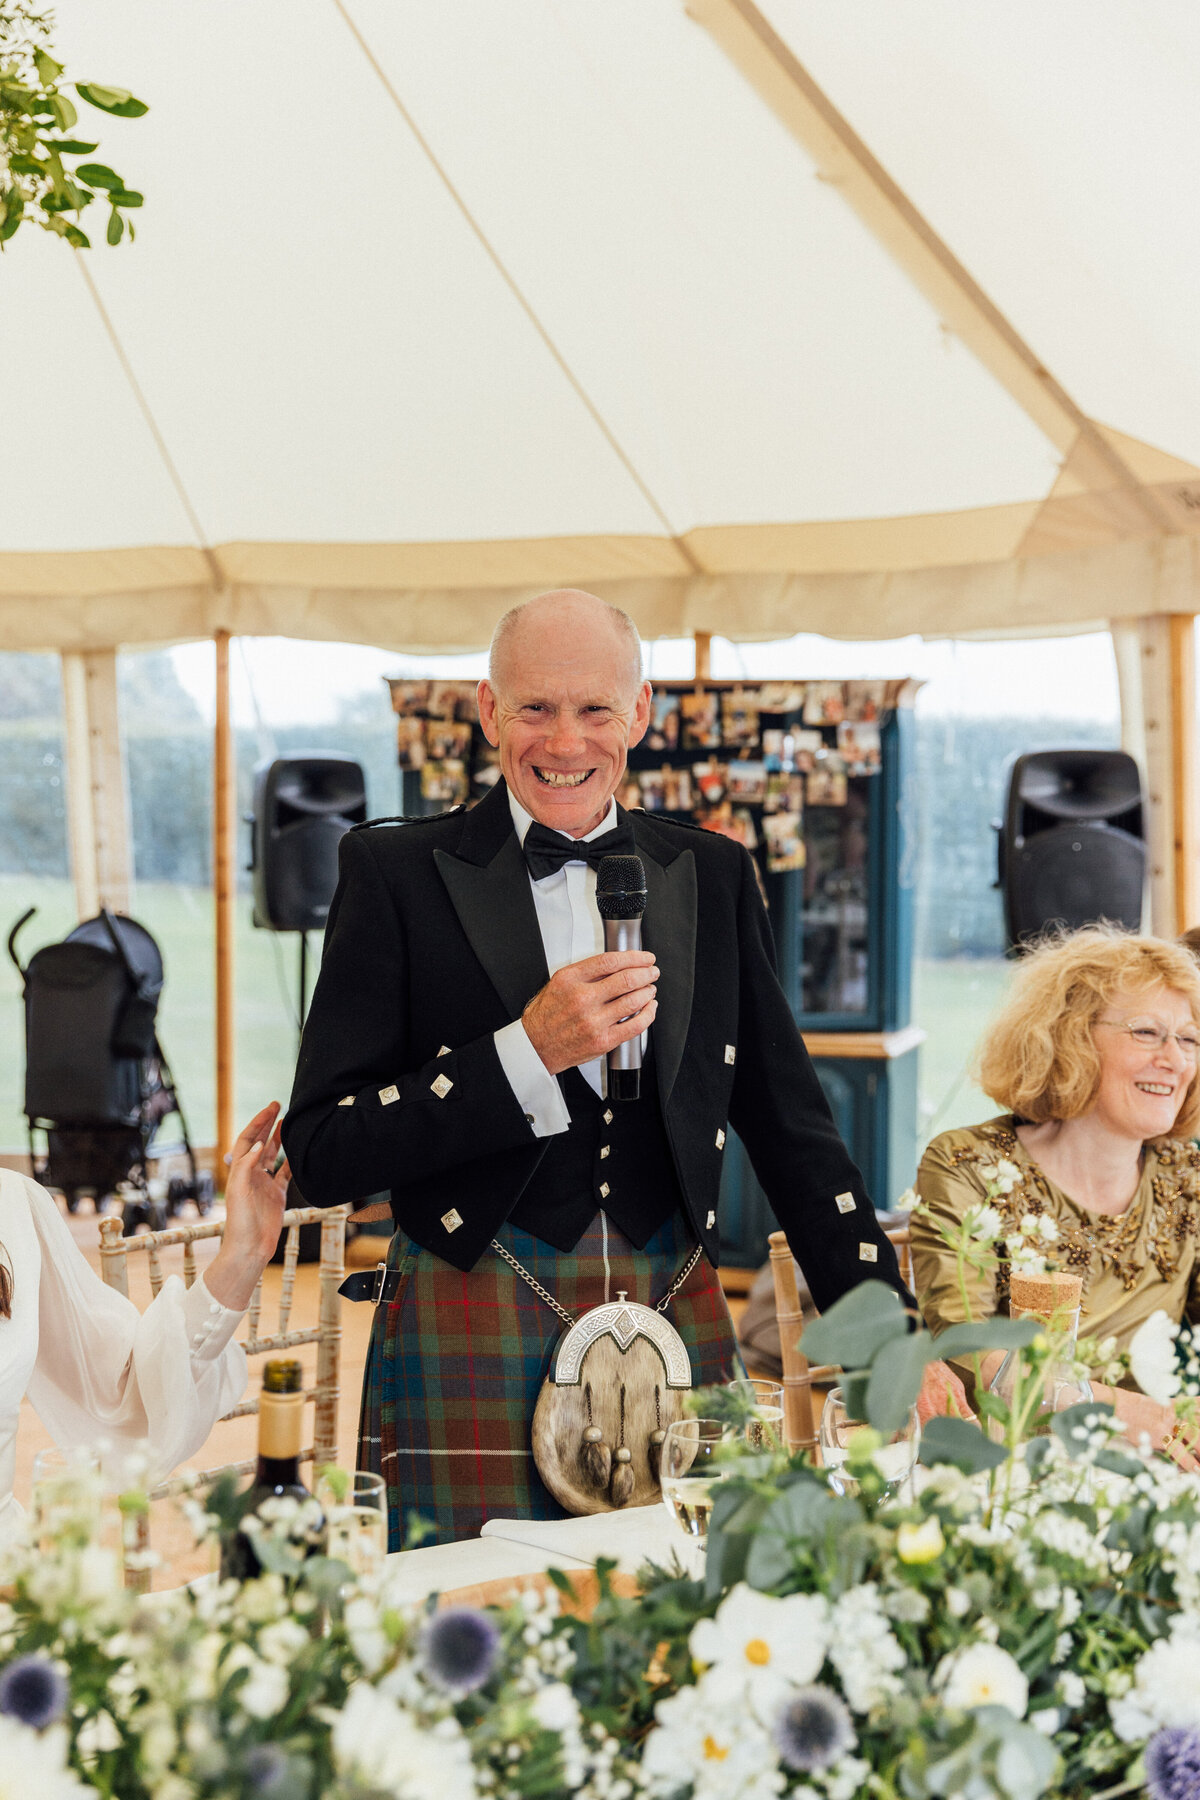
[316,1470,387,1579]
[31,1447,103,1550]
[818,1388,920,1499]
[659,1418,737,1568]
[725,1377,786,1450]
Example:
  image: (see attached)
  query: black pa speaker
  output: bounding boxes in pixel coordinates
[250,755,368,933]
[996,749,1145,949]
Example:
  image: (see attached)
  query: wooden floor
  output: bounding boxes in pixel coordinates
[16,1201,754,1585]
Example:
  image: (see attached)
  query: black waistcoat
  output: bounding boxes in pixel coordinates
[507,1048,685,1252]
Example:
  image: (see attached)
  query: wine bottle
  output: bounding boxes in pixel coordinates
[220,1357,317,1580]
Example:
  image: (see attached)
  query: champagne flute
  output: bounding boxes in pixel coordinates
[725,1377,786,1450]
[316,1470,387,1579]
[659,1418,736,1567]
[818,1388,920,1499]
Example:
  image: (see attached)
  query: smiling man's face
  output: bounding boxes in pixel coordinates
[477,592,651,838]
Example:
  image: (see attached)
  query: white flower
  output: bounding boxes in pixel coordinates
[235,1573,288,1623]
[529,1682,580,1735]
[641,1670,784,1800]
[827,1586,906,1714]
[1057,1671,1086,1710]
[1129,1310,1181,1404]
[935,1643,1028,1719]
[965,1204,1003,1244]
[690,1584,829,1712]
[345,1595,389,1675]
[945,1587,971,1619]
[257,1618,309,1666]
[332,1683,478,1800]
[0,1716,98,1800]
[75,1710,122,1758]
[1110,1618,1200,1740]
[239,1656,290,1721]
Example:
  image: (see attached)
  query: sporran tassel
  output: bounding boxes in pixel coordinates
[647,1384,665,1484]
[579,1383,612,1489]
[610,1385,635,1507]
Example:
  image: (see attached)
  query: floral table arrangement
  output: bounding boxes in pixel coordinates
[4,1181,1200,1800]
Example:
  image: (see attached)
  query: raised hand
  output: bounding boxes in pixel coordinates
[205,1103,289,1312]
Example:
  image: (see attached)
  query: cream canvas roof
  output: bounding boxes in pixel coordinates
[3,0,1199,652]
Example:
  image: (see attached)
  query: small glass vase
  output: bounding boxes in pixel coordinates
[986,1269,1093,1442]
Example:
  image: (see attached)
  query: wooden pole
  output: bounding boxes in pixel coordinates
[214,631,236,1185]
[60,652,100,921]
[1170,613,1198,934]
[693,630,712,681]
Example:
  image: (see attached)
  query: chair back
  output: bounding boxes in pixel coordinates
[767,1222,913,1454]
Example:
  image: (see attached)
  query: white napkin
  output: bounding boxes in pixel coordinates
[480,1502,681,1575]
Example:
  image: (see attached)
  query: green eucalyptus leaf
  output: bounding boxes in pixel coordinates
[76,82,150,118]
[106,209,123,245]
[0,211,22,241]
[63,224,91,248]
[34,51,64,86]
[48,93,77,130]
[800,1279,909,1369]
[75,162,122,190]
[45,138,99,154]
[935,1318,1041,1359]
[918,1415,1007,1472]
[865,1329,937,1431]
[1051,1399,1115,1458]
[110,189,142,207]
[744,1473,865,1591]
[7,152,43,174]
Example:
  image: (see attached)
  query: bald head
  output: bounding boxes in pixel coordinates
[478,589,652,836]
[488,590,642,703]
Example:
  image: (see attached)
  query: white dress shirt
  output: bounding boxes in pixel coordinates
[493,792,625,1137]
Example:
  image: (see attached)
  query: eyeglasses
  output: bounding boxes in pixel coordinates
[1096,1018,1200,1060]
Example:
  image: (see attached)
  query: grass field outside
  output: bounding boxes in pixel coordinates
[0,870,1016,1160]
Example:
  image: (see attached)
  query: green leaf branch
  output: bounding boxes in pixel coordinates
[1,3,147,248]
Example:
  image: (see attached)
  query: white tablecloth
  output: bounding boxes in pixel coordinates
[383,1501,682,1604]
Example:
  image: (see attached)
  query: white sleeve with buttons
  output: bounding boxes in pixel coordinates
[494,1020,571,1137]
[17,1172,247,1487]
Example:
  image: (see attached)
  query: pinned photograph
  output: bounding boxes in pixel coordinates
[646,691,681,752]
[421,758,469,804]
[693,760,727,805]
[764,810,807,872]
[761,728,785,767]
[790,729,823,773]
[425,717,473,761]
[699,802,758,852]
[638,768,667,811]
[764,772,804,815]
[396,716,427,768]
[427,680,477,722]
[838,718,882,775]
[806,766,848,806]
[388,678,430,716]
[757,681,805,714]
[662,765,693,811]
[726,760,767,804]
[721,688,760,748]
[681,690,721,749]
[803,681,846,726]
[844,679,887,723]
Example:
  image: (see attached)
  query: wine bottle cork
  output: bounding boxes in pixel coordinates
[1008,1269,1082,1322]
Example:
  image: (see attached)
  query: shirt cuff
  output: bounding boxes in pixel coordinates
[179,1272,244,1364]
[494,1020,572,1137]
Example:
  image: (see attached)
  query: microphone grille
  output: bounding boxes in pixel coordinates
[596,853,647,919]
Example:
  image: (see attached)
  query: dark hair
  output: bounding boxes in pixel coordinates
[0,1250,10,1320]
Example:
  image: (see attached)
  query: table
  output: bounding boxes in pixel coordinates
[382,1500,684,1607]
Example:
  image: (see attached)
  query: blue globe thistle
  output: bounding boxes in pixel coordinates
[419,1608,501,1696]
[0,1654,68,1729]
[772,1684,855,1774]
[242,1744,290,1794]
[1146,1728,1200,1800]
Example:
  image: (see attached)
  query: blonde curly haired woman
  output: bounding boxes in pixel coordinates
[912,927,1200,1464]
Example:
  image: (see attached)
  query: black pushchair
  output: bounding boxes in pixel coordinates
[7,907,213,1233]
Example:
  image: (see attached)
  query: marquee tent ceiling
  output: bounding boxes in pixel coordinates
[3,0,1199,652]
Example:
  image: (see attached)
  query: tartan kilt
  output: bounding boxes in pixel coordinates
[358,1210,743,1548]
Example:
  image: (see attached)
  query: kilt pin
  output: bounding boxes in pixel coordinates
[359,1212,740,1547]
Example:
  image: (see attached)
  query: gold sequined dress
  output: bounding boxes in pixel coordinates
[912,1118,1200,1384]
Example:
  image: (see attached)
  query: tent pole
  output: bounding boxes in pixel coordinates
[60,649,133,920]
[1170,615,1198,935]
[694,631,712,681]
[61,652,100,922]
[214,630,236,1183]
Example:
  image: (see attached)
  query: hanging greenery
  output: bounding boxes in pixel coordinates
[0,2,147,249]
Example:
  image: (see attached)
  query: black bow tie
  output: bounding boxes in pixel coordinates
[522,816,637,881]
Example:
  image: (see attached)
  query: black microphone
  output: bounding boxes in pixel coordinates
[596,853,648,1102]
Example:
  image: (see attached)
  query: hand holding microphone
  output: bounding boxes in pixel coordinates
[596,855,648,1102]
[521,854,653,1086]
